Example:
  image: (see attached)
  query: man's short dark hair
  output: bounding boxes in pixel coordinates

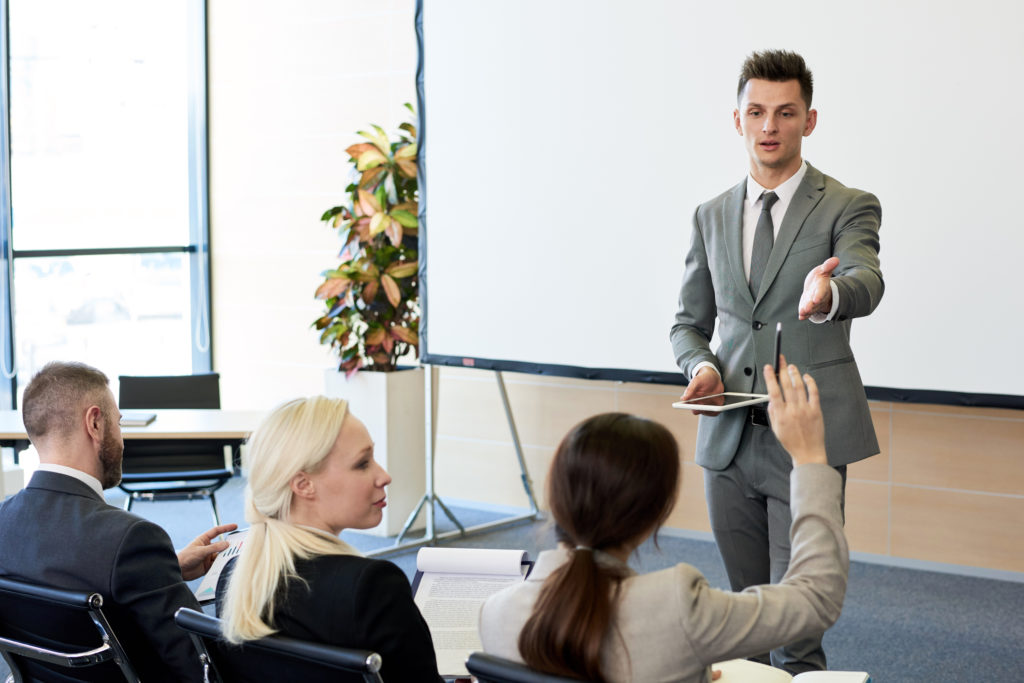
[738,50,813,109]
[22,361,110,441]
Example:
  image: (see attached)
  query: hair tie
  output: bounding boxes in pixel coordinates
[575,545,593,552]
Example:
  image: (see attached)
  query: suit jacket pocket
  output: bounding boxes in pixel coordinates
[788,233,831,256]
[805,355,855,371]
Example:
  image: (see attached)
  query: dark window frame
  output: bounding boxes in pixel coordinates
[0,0,212,409]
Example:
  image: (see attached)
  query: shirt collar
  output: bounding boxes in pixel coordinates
[36,463,105,499]
[745,159,808,206]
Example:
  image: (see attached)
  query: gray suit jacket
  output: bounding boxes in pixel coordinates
[670,163,883,469]
[0,471,204,682]
[479,465,849,682]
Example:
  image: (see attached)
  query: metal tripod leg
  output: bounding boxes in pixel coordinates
[366,365,537,558]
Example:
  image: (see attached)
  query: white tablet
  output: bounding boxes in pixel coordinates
[672,392,768,412]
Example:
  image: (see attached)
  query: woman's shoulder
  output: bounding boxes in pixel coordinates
[297,554,408,588]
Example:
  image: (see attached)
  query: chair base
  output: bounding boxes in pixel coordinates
[120,485,224,527]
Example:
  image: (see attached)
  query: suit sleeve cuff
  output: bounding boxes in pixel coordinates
[809,281,840,324]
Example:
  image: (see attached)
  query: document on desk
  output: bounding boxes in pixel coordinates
[119,412,157,426]
[412,547,530,678]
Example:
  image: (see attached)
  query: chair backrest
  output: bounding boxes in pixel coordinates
[0,576,139,682]
[173,608,384,683]
[118,373,221,410]
[466,652,583,683]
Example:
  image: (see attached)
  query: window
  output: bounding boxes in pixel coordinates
[0,0,210,406]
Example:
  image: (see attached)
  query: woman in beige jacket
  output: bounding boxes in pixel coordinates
[479,360,848,683]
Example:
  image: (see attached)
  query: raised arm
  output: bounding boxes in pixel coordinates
[680,359,849,664]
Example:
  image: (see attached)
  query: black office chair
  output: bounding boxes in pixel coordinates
[117,373,233,526]
[173,608,384,683]
[0,576,139,682]
[466,652,584,683]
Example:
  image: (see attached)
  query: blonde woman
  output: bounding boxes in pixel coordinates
[220,396,442,682]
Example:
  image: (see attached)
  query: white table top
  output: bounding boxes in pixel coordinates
[0,409,265,441]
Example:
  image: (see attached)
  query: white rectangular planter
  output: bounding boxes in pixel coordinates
[324,367,425,537]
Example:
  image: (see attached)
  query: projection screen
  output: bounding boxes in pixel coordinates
[416,0,1024,408]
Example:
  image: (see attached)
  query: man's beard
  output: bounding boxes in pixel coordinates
[98,424,123,489]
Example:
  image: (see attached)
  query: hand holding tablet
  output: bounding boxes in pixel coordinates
[673,323,782,413]
[672,392,768,412]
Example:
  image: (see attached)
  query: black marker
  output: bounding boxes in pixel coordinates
[773,322,782,375]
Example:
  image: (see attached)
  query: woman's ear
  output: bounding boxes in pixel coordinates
[290,472,316,500]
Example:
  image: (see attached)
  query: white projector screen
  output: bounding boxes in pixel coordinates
[416,0,1024,407]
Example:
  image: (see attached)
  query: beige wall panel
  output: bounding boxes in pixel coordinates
[665,462,711,533]
[843,480,889,555]
[505,381,617,448]
[893,402,1024,420]
[616,388,700,463]
[435,374,514,443]
[891,487,1024,572]
[891,411,1024,495]
[847,404,891,482]
[435,437,553,510]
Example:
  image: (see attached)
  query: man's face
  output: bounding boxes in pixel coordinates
[98,397,124,489]
[733,78,816,182]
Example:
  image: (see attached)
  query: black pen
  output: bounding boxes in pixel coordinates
[773,322,782,375]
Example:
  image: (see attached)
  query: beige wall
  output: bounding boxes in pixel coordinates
[208,0,418,408]
[207,1,1023,575]
[434,368,1024,575]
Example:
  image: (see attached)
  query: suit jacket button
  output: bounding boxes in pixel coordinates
[744,367,753,376]
[752,321,763,330]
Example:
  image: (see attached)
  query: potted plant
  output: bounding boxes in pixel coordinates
[313,106,425,536]
[314,103,420,376]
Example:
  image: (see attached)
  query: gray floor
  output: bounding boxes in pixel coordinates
[4,475,1024,682]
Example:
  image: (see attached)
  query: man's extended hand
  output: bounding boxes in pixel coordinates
[177,522,238,580]
[679,366,725,417]
[798,256,839,320]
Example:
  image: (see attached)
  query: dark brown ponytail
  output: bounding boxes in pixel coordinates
[518,413,680,681]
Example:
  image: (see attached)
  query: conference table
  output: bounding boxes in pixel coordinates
[0,409,265,465]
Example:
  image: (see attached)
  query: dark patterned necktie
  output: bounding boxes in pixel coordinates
[749,191,779,297]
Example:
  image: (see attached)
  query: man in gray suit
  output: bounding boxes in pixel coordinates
[670,50,883,673]
[0,361,236,682]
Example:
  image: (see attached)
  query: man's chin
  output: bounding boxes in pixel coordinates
[101,470,122,490]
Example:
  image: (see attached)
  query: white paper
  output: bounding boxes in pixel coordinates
[193,528,248,602]
[413,547,528,676]
[416,546,526,576]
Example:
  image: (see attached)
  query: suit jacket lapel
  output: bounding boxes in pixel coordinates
[757,163,825,300]
[723,179,752,304]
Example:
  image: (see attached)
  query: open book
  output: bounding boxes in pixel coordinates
[193,528,248,603]
[714,659,871,682]
[411,547,531,678]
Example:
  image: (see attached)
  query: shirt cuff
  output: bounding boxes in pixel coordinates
[691,361,720,381]
[809,281,840,324]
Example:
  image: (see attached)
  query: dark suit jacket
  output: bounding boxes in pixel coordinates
[671,163,884,469]
[217,553,442,682]
[0,471,203,682]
